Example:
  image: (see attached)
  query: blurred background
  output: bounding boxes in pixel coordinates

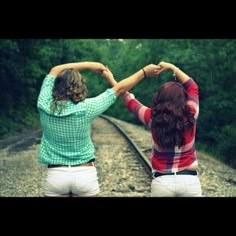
[0,39,235,168]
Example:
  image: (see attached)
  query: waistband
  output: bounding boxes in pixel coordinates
[48,159,95,168]
[153,169,198,178]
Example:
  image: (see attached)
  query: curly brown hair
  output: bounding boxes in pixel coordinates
[151,82,194,149]
[51,69,88,114]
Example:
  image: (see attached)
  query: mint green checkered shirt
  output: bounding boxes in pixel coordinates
[37,74,117,165]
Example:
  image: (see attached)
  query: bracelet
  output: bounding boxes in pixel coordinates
[172,72,177,81]
[172,67,179,81]
[142,68,147,78]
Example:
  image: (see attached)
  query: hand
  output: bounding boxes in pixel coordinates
[142,64,162,77]
[156,61,175,75]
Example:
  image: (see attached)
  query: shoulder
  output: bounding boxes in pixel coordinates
[84,88,117,105]
[40,74,56,88]
[183,78,198,89]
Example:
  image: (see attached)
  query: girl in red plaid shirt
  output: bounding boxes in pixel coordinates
[123,62,202,197]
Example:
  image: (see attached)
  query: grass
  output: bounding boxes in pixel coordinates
[0,111,41,140]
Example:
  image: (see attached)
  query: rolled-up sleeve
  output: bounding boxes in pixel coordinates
[86,88,117,120]
[123,93,151,126]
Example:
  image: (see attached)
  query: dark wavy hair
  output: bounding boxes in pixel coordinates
[51,69,88,113]
[151,81,194,149]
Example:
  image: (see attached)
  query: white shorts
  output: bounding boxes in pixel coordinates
[151,174,202,197]
[43,165,99,197]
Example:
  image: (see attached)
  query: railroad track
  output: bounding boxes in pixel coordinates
[0,115,153,197]
[1,115,235,197]
[92,115,153,197]
[100,115,152,176]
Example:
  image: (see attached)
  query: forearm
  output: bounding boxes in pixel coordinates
[170,65,190,84]
[103,73,129,97]
[123,93,151,126]
[106,76,118,87]
[101,69,118,87]
[112,69,144,96]
[49,62,105,77]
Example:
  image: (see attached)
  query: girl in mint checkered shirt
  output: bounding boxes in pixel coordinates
[37,61,160,197]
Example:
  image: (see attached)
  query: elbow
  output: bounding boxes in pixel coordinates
[116,88,126,97]
[119,88,127,97]
[49,65,60,75]
[113,85,126,97]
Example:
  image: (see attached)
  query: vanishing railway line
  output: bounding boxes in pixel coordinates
[92,115,152,197]
[100,115,152,176]
[0,115,236,197]
[91,115,236,197]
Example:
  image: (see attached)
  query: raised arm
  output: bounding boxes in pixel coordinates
[101,66,118,87]
[106,64,160,97]
[49,62,107,77]
[157,61,190,84]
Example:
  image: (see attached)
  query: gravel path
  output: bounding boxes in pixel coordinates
[106,117,236,197]
[0,117,235,197]
[92,117,152,197]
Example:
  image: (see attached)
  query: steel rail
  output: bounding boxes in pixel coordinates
[100,115,152,177]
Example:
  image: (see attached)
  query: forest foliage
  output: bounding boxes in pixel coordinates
[0,39,235,168]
